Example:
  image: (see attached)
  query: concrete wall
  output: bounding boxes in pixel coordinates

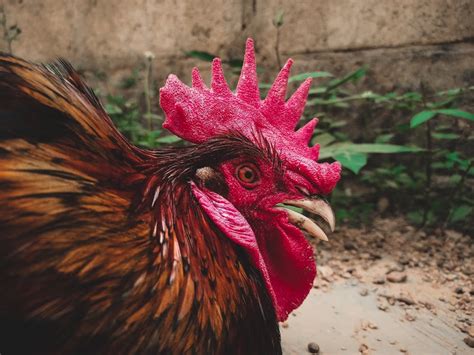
[1,0,473,93]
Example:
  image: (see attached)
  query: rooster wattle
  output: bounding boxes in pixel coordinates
[0,39,340,354]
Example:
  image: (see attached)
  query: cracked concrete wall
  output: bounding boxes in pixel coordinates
[1,0,473,92]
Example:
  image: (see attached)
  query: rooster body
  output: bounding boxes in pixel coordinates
[0,56,279,354]
[0,40,340,354]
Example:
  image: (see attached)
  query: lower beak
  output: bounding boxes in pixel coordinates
[277,198,335,242]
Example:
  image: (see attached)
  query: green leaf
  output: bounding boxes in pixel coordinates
[225,58,244,68]
[312,132,336,147]
[185,50,215,62]
[449,174,462,184]
[143,113,161,120]
[450,205,472,223]
[335,209,351,222]
[435,88,462,97]
[329,120,347,128]
[273,9,284,27]
[326,67,367,92]
[104,103,123,115]
[258,83,272,89]
[155,135,182,144]
[375,133,394,143]
[407,211,423,224]
[432,132,459,140]
[410,109,474,128]
[308,87,328,95]
[410,110,437,128]
[334,152,368,174]
[288,71,333,83]
[435,109,474,121]
[432,162,447,170]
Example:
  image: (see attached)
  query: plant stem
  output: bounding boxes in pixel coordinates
[307,94,369,106]
[0,5,21,54]
[144,57,153,130]
[420,83,432,226]
[275,25,282,69]
[0,5,11,53]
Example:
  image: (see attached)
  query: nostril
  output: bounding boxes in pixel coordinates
[295,185,310,197]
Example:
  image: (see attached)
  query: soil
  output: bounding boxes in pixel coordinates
[281,218,473,355]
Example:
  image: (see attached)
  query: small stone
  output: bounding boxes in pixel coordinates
[405,312,416,322]
[469,325,474,338]
[462,266,474,276]
[371,252,382,260]
[307,342,320,353]
[464,336,474,348]
[446,274,458,282]
[359,343,369,354]
[344,241,357,251]
[397,295,415,305]
[387,271,407,283]
[359,288,369,297]
[373,276,386,285]
[399,256,410,265]
[421,301,434,310]
[455,287,464,294]
[457,323,468,333]
[368,321,378,329]
[281,322,289,329]
[400,348,408,353]
[386,265,405,274]
[318,265,334,281]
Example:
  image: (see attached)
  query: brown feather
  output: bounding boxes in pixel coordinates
[0,54,281,354]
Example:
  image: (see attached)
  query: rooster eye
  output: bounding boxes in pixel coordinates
[236,163,260,187]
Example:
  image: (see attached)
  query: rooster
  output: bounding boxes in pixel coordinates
[0,39,340,354]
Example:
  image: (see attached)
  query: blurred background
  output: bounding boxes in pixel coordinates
[1,1,473,353]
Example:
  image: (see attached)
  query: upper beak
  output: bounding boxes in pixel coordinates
[277,198,335,242]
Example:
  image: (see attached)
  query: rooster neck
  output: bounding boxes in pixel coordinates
[128,149,282,354]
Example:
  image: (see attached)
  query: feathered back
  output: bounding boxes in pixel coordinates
[0,55,153,351]
[0,55,145,177]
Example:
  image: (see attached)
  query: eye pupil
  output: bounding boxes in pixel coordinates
[236,163,260,187]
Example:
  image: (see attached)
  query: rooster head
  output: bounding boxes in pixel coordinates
[159,38,341,321]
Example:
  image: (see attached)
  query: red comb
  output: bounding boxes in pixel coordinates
[159,38,340,193]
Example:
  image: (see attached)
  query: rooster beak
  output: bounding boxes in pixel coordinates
[277,198,335,242]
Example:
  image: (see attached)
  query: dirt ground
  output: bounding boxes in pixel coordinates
[280,218,473,355]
